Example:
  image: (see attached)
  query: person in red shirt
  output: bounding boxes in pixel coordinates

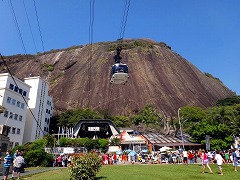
[57,155,62,167]
[113,153,117,165]
[188,151,194,164]
[122,154,127,164]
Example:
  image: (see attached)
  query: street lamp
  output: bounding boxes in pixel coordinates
[5,112,15,125]
[178,108,184,150]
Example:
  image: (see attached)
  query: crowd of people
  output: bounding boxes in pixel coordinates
[101,148,240,176]
[2,147,240,178]
[53,154,72,167]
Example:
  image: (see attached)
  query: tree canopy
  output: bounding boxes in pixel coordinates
[179,100,240,150]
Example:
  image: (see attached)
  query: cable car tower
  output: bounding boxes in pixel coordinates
[110,45,129,85]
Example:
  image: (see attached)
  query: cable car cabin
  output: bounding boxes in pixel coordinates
[110,63,129,85]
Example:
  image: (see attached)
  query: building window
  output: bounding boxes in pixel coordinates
[17,128,20,134]
[15,142,19,146]
[7,97,11,103]
[21,103,24,109]
[46,109,48,113]
[9,83,14,90]
[17,101,20,107]
[19,115,23,121]
[19,89,23,95]
[14,114,18,120]
[45,118,47,122]
[12,127,16,134]
[4,111,8,117]
[9,112,13,119]
[44,127,46,131]
[14,86,19,92]
[23,91,27,97]
[11,99,16,105]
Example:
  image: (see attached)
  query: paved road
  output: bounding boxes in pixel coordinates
[0,167,64,180]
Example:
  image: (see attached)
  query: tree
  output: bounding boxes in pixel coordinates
[230,104,240,136]
[110,116,131,127]
[130,105,160,126]
[109,137,121,146]
[43,134,55,147]
[131,114,143,125]
[180,106,206,125]
[187,107,234,150]
[98,139,109,152]
[216,96,240,106]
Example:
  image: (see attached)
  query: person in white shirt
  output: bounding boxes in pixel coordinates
[214,150,225,175]
[182,149,188,165]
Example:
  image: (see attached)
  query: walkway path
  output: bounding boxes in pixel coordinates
[0,167,64,180]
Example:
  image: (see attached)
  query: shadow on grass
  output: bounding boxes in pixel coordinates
[95,176,107,179]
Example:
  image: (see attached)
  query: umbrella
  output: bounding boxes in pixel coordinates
[116,149,123,155]
[124,149,132,153]
[129,150,137,156]
[141,149,148,153]
[159,146,172,152]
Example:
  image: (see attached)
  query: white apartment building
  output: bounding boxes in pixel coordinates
[23,76,53,143]
[0,73,31,147]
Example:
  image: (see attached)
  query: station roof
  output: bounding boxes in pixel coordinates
[142,132,201,147]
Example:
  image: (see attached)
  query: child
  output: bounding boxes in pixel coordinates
[201,149,213,174]
[215,150,225,175]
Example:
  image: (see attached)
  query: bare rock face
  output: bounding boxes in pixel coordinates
[1,39,235,116]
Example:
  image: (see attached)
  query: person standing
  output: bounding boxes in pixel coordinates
[188,151,194,164]
[113,153,117,165]
[3,150,12,180]
[215,150,225,175]
[232,148,238,172]
[57,154,62,167]
[68,155,72,165]
[12,152,24,180]
[122,153,127,164]
[201,149,213,174]
[182,149,188,165]
[12,150,20,178]
[225,150,230,164]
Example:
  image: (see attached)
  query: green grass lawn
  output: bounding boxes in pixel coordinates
[24,164,240,180]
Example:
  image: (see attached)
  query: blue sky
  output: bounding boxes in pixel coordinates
[0,0,239,95]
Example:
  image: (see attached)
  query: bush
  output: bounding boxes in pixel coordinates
[41,63,54,72]
[13,139,53,167]
[59,137,72,147]
[47,64,54,71]
[69,152,102,180]
[24,148,53,167]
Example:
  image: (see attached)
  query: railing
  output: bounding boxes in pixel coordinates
[45,147,87,155]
